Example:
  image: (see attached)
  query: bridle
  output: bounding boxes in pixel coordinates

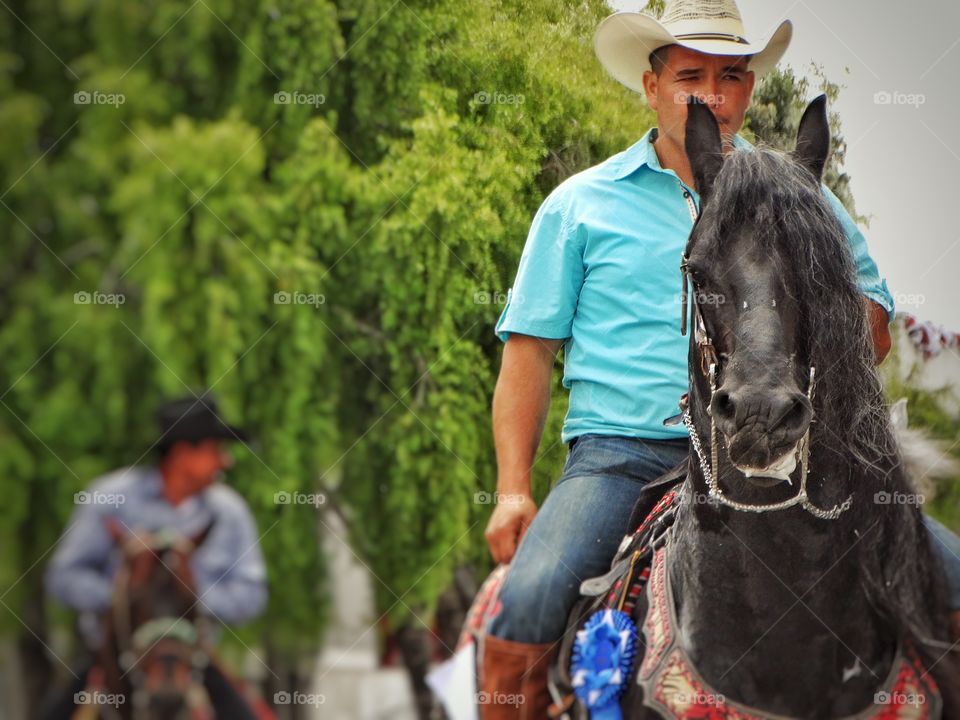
[679,252,853,520]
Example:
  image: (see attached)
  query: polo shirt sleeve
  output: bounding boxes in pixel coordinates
[822,185,895,320]
[44,486,115,612]
[495,185,585,342]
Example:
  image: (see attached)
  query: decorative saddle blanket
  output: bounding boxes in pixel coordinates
[638,540,942,720]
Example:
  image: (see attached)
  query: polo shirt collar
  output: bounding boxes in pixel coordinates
[613,127,753,182]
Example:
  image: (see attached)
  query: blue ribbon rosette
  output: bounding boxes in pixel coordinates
[570,608,637,720]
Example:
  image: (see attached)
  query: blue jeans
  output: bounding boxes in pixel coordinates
[487,435,689,643]
[488,435,960,645]
[925,514,960,610]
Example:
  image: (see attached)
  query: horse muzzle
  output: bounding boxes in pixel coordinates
[711,384,813,480]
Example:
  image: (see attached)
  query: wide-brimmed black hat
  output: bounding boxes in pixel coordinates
[155,392,250,447]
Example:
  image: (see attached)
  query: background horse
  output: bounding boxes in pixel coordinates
[551,96,960,718]
[84,522,215,720]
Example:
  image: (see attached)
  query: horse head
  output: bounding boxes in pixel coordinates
[102,518,214,720]
[681,95,869,492]
[670,94,960,713]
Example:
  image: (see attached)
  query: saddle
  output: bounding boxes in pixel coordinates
[547,459,686,719]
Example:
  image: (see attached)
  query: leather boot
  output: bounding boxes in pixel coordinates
[478,634,560,720]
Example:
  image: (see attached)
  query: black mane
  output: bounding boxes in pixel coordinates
[702,145,950,657]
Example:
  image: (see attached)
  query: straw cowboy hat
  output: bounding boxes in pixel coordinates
[595,0,792,94]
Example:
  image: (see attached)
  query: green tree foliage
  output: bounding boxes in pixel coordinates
[644,0,667,16]
[327,0,658,626]
[0,0,654,670]
[0,0,347,660]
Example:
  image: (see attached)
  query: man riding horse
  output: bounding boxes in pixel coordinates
[43,393,267,719]
[482,1,960,716]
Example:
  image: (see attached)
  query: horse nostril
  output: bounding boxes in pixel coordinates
[712,389,735,420]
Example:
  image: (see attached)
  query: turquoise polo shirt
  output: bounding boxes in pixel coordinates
[495,128,894,443]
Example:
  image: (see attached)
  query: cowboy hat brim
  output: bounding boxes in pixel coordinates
[594,13,792,94]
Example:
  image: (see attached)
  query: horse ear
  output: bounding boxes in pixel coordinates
[793,94,830,183]
[684,97,723,203]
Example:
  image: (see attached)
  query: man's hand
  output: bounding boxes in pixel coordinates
[484,493,538,565]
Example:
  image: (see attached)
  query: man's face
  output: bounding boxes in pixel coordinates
[166,439,233,496]
[642,45,755,152]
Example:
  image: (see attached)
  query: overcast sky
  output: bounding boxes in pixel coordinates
[611,0,960,329]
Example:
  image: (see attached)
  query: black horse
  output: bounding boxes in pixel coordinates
[550,96,960,717]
